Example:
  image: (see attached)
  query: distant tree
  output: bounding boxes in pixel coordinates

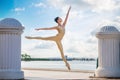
[21,53,31,61]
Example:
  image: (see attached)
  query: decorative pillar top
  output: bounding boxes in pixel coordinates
[99,26,119,32]
[0,18,24,33]
[96,26,120,38]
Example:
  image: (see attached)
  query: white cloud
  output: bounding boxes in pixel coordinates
[113,16,120,25]
[22,40,62,58]
[47,0,120,13]
[47,0,90,10]
[47,0,66,9]
[33,2,46,8]
[14,7,25,12]
[32,42,55,50]
[85,0,119,13]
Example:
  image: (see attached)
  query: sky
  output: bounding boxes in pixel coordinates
[0,0,120,58]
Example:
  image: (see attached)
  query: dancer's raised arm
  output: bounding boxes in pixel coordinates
[35,26,57,31]
[62,6,71,27]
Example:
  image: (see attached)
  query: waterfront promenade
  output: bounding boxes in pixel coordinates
[23,68,94,80]
[23,68,120,80]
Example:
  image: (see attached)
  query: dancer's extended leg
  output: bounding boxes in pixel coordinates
[56,41,71,70]
[25,36,57,41]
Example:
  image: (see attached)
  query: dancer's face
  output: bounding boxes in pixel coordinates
[57,17,62,24]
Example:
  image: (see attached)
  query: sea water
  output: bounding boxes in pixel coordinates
[21,60,96,71]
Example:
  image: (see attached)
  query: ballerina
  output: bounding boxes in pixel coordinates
[25,6,71,70]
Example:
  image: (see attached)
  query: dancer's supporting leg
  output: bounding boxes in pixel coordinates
[25,36,71,70]
[56,41,71,70]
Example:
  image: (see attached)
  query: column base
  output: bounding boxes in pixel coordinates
[0,70,24,79]
[95,67,120,77]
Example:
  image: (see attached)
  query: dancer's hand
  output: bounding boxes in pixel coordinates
[35,28,40,31]
[68,6,71,12]
[69,6,71,11]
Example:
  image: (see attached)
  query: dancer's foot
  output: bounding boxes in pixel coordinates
[66,62,71,71]
[25,36,33,39]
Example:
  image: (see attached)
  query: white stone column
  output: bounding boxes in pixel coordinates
[0,18,24,79]
[95,26,120,77]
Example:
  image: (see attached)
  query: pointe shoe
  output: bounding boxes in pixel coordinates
[25,36,33,39]
[66,63,71,71]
